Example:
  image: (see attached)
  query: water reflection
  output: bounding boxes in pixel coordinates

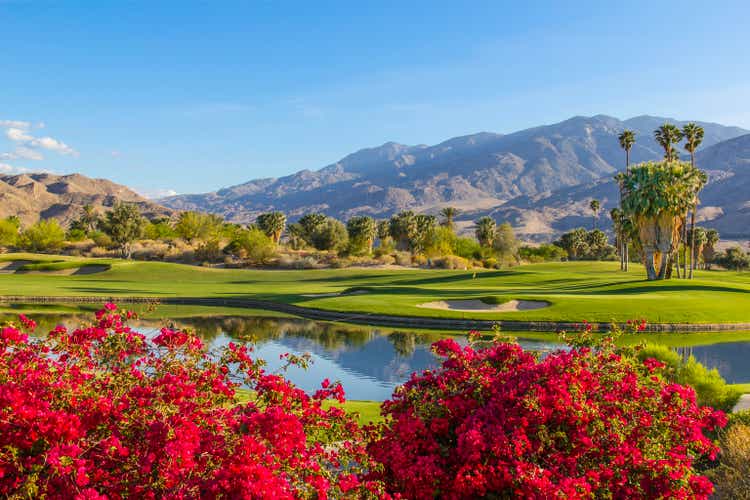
[5,310,749,399]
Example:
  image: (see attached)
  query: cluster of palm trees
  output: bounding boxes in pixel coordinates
[614,122,708,280]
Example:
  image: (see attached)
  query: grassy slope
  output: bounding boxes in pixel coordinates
[1,253,749,323]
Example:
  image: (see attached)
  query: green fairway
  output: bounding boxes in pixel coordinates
[1,253,749,324]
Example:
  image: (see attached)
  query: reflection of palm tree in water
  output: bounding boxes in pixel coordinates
[676,346,693,363]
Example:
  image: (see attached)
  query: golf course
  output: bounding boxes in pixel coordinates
[1,252,749,325]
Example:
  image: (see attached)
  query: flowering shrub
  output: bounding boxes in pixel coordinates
[0,304,380,498]
[368,337,726,499]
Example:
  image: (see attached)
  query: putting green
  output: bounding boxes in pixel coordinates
[0,253,749,324]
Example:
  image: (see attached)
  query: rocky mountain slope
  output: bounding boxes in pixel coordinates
[0,173,173,226]
[486,133,750,240]
[161,115,748,231]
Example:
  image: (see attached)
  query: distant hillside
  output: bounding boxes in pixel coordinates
[0,173,174,226]
[484,133,750,240]
[161,115,748,227]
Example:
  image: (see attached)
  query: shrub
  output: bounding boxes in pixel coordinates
[393,251,412,266]
[434,255,469,270]
[0,217,20,249]
[368,337,725,498]
[224,228,277,265]
[18,219,66,252]
[519,243,567,263]
[636,344,741,412]
[89,230,113,248]
[453,237,482,260]
[0,306,380,498]
[707,423,750,499]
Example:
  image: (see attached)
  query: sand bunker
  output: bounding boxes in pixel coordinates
[417,299,549,312]
[0,261,109,275]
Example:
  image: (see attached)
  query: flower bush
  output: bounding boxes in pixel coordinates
[0,304,380,498]
[368,336,726,499]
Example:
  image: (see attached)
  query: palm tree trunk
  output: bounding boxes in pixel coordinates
[675,248,681,278]
[688,205,697,279]
[681,215,688,278]
[644,249,657,280]
[624,242,629,271]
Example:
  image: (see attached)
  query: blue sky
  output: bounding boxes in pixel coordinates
[2,1,749,197]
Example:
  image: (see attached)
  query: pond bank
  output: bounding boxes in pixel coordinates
[3,295,750,333]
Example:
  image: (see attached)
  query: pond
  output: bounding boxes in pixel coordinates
[3,307,749,400]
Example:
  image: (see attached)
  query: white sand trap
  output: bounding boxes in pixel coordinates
[417,299,549,312]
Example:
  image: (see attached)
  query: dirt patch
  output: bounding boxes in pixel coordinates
[417,299,549,312]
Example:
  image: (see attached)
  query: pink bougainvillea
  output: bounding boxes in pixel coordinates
[368,337,725,499]
[0,305,381,499]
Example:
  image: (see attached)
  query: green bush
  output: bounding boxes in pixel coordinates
[519,243,567,263]
[66,228,88,242]
[223,228,276,265]
[18,220,65,252]
[0,217,20,248]
[90,230,113,248]
[636,344,741,412]
[453,237,482,260]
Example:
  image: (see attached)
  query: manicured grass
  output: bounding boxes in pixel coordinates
[1,253,749,324]
[729,383,750,394]
[234,389,383,424]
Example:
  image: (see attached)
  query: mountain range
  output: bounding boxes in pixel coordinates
[161,115,750,238]
[0,173,173,226]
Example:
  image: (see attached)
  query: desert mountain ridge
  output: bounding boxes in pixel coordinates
[160,114,750,238]
[0,172,174,226]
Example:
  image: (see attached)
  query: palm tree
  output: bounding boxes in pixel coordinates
[589,199,600,230]
[654,123,683,161]
[389,211,417,252]
[617,129,636,272]
[346,216,377,254]
[618,160,707,280]
[683,123,705,278]
[474,216,496,247]
[256,211,287,244]
[440,207,458,230]
[618,130,636,172]
[703,229,720,270]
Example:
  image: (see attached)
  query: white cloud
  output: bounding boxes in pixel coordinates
[2,121,78,157]
[0,120,31,129]
[0,146,45,161]
[29,136,77,155]
[0,162,30,174]
[6,127,33,142]
[135,187,178,199]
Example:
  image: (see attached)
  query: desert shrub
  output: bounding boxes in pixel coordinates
[434,255,469,270]
[0,306,380,498]
[194,239,223,263]
[224,228,277,265]
[65,228,87,242]
[519,243,567,263]
[707,422,750,499]
[375,253,395,266]
[89,230,113,249]
[423,226,456,258]
[89,246,114,258]
[453,236,482,260]
[368,337,725,498]
[277,255,319,270]
[0,217,20,249]
[17,219,66,252]
[482,257,499,269]
[636,344,741,412]
[714,247,750,271]
[311,218,348,252]
[393,251,412,266]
